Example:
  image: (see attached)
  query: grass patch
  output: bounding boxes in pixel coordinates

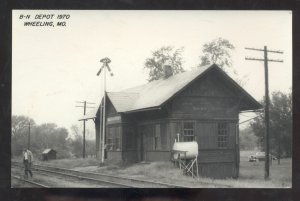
[35,158,100,169]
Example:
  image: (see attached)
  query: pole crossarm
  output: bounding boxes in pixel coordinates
[245,57,283,62]
[75,100,96,158]
[245,47,284,54]
[245,57,264,61]
[75,106,96,108]
[76,101,96,104]
[268,59,284,63]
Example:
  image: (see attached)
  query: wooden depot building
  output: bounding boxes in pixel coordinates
[80,64,261,178]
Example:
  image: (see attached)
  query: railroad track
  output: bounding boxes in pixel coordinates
[11,175,49,188]
[11,161,191,188]
[12,161,231,188]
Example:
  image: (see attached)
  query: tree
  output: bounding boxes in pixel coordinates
[12,115,35,137]
[145,46,184,81]
[239,126,258,150]
[11,116,71,159]
[11,115,35,156]
[28,123,70,159]
[85,139,96,157]
[250,91,292,162]
[198,37,235,73]
[68,125,83,158]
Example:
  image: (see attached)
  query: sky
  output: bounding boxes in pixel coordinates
[12,10,292,139]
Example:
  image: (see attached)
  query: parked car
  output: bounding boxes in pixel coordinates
[248,152,277,162]
[248,155,257,162]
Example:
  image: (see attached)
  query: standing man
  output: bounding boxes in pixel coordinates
[23,149,33,179]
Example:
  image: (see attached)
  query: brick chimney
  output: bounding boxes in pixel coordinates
[163,59,173,79]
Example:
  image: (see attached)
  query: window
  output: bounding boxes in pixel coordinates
[115,137,120,151]
[154,124,161,150]
[218,123,228,148]
[107,138,113,151]
[106,126,121,151]
[183,122,195,142]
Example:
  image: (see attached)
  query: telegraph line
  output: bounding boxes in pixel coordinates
[245,46,283,180]
[76,101,96,158]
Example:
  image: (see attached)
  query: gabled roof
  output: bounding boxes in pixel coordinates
[107,64,261,113]
[79,64,262,120]
[42,148,56,154]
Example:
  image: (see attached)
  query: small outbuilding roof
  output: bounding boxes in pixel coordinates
[42,148,56,154]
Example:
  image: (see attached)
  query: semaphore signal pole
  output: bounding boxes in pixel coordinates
[76,101,96,158]
[97,57,113,164]
[245,46,283,180]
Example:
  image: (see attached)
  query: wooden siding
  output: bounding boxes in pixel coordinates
[171,96,239,119]
[169,71,240,120]
[95,117,100,159]
[106,97,118,117]
[145,151,170,162]
[196,122,217,148]
[161,123,168,150]
[106,151,122,163]
[180,72,236,97]
[122,150,138,163]
[196,121,236,149]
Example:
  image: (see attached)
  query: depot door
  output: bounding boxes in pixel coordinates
[138,125,148,161]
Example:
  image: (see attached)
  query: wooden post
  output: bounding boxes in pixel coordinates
[83,101,86,158]
[76,101,96,158]
[245,46,283,180]
[97,57,112,164]
[27,122,30,150]
[263,46,270,179]
[101,67,106,164]
[98,104,103,160]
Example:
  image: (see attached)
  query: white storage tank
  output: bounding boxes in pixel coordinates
[172,141,198,160]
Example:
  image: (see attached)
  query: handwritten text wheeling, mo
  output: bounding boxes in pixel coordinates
[19,14,71,27]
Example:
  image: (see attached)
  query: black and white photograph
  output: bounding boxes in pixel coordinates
[11,10,292,188]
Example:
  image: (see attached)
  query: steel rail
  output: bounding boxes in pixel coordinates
[11,175,49,188]
[12,163,130,188]
[32,164,182,188]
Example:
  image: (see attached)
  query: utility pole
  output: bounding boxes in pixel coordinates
[27,121,30,150]
[76,101,96,158]
[245,46,283,180]
[97,57,113,164]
